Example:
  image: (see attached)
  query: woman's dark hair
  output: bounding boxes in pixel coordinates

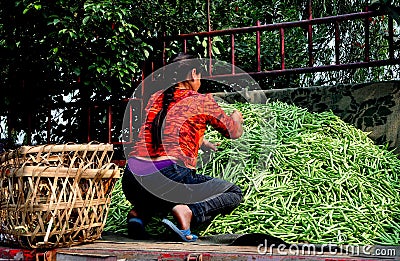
[151,53,203,150]
[151,85,175,150]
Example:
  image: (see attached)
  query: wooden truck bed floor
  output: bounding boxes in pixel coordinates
[1,233,399,260]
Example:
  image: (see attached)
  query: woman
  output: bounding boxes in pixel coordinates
[122,53,244,242]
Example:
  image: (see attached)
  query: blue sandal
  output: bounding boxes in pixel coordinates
[127,217,149,239]
[162,218,198,242]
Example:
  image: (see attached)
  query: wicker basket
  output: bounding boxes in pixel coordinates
[0,143,120,249]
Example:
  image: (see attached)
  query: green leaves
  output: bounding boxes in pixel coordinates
[1,0,399,146]
[2,0,399,95]
[22,1,42,14]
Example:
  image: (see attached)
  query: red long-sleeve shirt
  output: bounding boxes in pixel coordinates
[130,89,238,169]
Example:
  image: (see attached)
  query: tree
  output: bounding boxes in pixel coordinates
[0,0,398,146]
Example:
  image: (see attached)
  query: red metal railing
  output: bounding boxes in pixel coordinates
[5,4,400,152]
[157,7,399,78]
[90,6,400,148]
[160,8,400,77]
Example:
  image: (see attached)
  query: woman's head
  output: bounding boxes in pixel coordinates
[168,53,205,91]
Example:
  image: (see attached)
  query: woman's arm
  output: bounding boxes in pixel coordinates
[229,110,244,139]
[202,93,244,140]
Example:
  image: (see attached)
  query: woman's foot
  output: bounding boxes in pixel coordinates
[127,208,148,239]
[171,205,194,240]
[128,208,139,219]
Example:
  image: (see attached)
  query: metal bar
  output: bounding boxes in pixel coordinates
[308,0,314,67]
[6,111,11,142]
[129,102,133,143]
[202,58,400,79]
[163,32,167,66]
[6,109,11,141]
[27,111,32,145]
[47,105,51,144]
[231,34,235,74]
[207,0,211,33]
[141,68,145,99]
[208,36,213,76]
[335,21,340,65]
[87,107,91,142]
[21,79,31,144]
[256,20,261,72]
[280,27,285,70]
[33,57,399,114]
[140,67,145,127]
[108,105,112,144]
[151,61,155,81]
[168,10,384,39]
[183,38,187,53]
[207,0,212,76]
[364,6,370,62]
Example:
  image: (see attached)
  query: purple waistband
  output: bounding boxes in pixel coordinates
[127,156,176,176]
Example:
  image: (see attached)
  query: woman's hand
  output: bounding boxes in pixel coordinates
[231,110,244,124]
[229,110,244,139]
[201,139,219,151]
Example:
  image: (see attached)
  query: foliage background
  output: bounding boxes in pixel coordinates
[0,0,399,147]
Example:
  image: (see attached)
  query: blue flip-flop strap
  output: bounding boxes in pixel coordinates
[181,229,198,240]
[180,229,191,236]
[162,218,198,242]
[128,217,144,226]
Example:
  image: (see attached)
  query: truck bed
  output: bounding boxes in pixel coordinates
[1,232,398,260]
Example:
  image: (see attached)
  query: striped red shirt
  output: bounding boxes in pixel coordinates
[130,88,238,169]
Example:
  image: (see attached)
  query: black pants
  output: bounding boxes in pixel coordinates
[122,163,243,226]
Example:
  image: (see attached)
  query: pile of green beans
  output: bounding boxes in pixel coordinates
[199,101,400,245]
[104,176,131,234]
[105,101,400,245]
